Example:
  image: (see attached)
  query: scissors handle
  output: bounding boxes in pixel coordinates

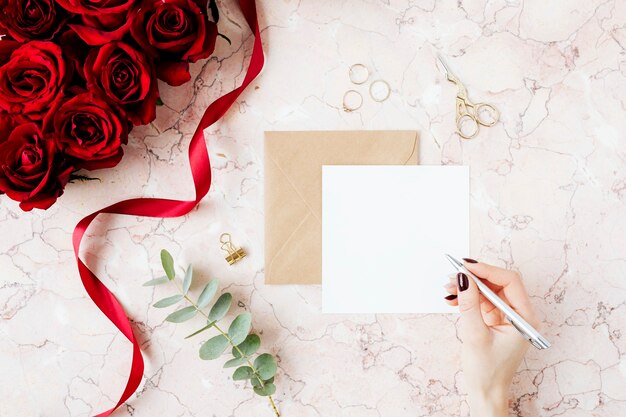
[455,99,500,139]
[456,112,480,140]
[472,102,500,127]
[455,97,479,139]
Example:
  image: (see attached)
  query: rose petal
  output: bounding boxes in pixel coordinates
[156,61,190,86]
[69,20,132,46]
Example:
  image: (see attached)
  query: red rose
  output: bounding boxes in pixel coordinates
[0,123,73,211]
[0,113,17,143]
[0,40,20,65]
[48,92,130,170]
[130,0,217,86]
[0,0,69,42]
[56,0,137,45]
[0,41,68,121]
[84,41,159,126]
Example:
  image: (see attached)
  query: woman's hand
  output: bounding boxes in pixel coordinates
[444,259,541,417]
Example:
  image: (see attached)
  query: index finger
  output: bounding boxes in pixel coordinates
[463,260,537,324]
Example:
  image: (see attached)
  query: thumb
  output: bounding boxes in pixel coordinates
[456,272,489,344]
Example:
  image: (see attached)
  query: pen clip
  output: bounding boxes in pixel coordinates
[507,318,548,350]
[507,318,532,342]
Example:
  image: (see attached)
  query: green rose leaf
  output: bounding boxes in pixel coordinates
[223,357,247,368]
[253,383,276,397]
[143,276,169,286]
[254,353,277,380]
[153,294,184,308]
[208,293,232,321]
[199,335,229,360]
[197,279,219,308]
[165,306,197,323]
[233,334,260,358]
[232,366,254,381]
[228,313,252,345]
[160,250,175,280]
[182,265,193,294]
[184,321,215,339]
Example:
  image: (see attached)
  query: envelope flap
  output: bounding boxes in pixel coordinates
[265,131,418,221]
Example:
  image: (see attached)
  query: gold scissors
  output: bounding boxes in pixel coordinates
[437,54,500,139]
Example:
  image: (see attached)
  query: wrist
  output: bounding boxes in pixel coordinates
[467,389,508,417]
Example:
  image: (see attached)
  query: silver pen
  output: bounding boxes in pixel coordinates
[445,254,551,350]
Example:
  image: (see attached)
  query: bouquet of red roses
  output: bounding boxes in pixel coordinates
[0,0,219,211]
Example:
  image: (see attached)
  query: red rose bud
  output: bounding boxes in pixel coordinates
[51,93,129,171]
[130,0,217,86]
[57,0,137,45]
[0,0,69,42]
[0,41,68,121]
[0,123,73,211]
[84,41,159,126]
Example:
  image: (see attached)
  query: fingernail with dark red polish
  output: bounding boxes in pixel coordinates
[444,294,457,301]
[457,272,469,291]
[463,258,478,263]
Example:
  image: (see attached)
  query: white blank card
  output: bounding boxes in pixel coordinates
[322,166,469,314]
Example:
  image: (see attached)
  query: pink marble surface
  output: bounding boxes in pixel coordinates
[1,0,626,416]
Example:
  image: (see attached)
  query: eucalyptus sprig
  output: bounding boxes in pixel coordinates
[144,249,280,416]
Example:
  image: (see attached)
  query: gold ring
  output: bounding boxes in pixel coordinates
[349,64,369,85]
[342,90,363,112]
[369,79,391,102]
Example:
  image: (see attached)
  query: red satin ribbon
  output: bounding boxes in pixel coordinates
[71,1,264,415]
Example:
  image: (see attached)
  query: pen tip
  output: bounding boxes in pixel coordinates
[444,254,461,268]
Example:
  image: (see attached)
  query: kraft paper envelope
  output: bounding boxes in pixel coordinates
[264,130,419,285]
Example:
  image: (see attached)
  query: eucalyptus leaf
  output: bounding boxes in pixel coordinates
[223,357,247,368]
[153,294,184,308]
[232,366,254,381]
[253,383,276,396]
[165,306,197,323]
[160,250,175,280]
[197,279,219,308]
[199,335,229,360]
[208,293,232,321]
[251,376,262,387]
[184,322,215,339]
[254,353,277,380]
[233,334,260,358]
[182,265,193,294]
[250,374,274,388]
[228,313,252,345]
[143,276,169,286]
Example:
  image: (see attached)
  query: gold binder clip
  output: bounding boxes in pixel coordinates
[220,233,246,265]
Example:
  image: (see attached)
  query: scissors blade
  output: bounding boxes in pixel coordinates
[436,54,454,79]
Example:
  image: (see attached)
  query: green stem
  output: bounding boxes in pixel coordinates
[172,281,280,417]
